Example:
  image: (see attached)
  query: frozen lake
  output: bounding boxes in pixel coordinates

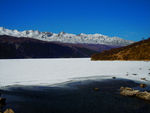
[0,58,150,87]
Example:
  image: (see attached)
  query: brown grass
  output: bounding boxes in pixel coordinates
[91,38,150,61]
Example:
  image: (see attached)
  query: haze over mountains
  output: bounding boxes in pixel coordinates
[0,27,134,46]
[0,27,135,59]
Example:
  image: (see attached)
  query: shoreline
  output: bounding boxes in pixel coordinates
[1,78,150,113]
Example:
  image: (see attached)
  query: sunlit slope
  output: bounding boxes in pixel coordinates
[91,38,150,60]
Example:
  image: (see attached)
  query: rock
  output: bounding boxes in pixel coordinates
[120,87,150,101]
[136,91,150,101]
[140,84,147,88]
[120,87,139,96]
[141,78,146,81]
[132,74,137,75]
[120,87,132,91]
[93,88,99,91]
[112,77,116,79]
[120,87,124,91]
[4,108,15,113]
[0,98,6,106]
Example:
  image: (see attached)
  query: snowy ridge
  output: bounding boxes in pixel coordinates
[0,27,134,46]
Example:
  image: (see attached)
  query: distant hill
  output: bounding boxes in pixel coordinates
[91,38,150,60]
[0,35,119,59]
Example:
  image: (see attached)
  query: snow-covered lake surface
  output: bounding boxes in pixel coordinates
[0,58,150,87]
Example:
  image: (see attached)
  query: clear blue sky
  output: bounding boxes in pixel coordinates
[0,0,150,41]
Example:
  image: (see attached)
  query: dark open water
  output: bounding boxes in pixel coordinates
[0,78,150,113]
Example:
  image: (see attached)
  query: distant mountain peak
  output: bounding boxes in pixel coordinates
[0,27,134,46]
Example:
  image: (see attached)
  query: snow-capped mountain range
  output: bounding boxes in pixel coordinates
[0,27,134,46]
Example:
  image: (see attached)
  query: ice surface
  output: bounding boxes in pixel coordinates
[0,58,150,87]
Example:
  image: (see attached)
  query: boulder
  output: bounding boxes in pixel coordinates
[120,87,132,91]
[136,91,150,101]
[112,77,116,79]
[120,87,139,96]
[4,108,15,113]
[120,87,150,101]
[141,78,146,81]
[132,74,137,75]
[140,84,147,88]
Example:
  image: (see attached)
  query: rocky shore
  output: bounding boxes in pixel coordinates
[0,78,150,113]
[120,85,150,101]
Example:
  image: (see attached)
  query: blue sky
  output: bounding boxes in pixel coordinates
[0,0,150,41]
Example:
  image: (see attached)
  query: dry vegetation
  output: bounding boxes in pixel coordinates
[91,38,150,60]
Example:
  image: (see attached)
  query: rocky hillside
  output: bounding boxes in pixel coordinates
[91,38,150,60]
[0,35,105,59]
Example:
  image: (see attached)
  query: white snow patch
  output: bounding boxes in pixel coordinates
[0,58,150,87]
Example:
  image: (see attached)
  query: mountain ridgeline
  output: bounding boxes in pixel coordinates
[91,38,150,60]
[0,27,134,46]
[0,35,97,58]
[0,27,135,59]
[0,35,121,59]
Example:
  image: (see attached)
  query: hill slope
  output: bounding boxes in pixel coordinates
[91,38,150,60]
[0,35,100,59]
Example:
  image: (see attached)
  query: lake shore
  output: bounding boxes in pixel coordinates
[1,78,150,113]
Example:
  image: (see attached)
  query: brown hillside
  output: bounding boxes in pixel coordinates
[0,35,98,59]
[91,38,150,60]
